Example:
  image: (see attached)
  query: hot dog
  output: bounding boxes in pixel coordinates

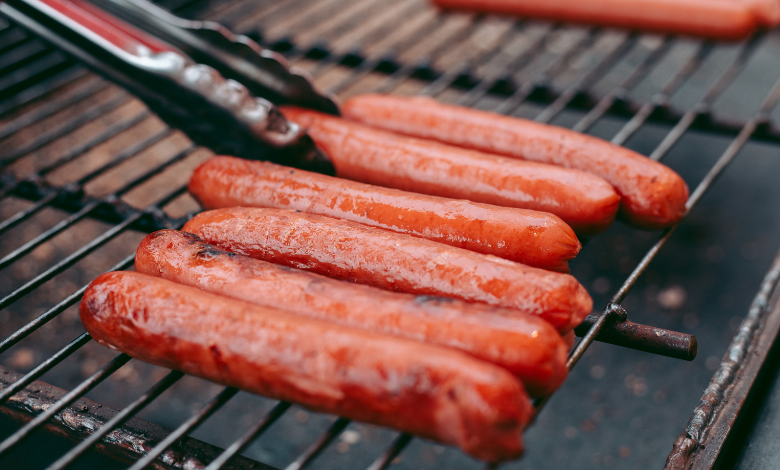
[136,230,569,395]
[430,0,780,40]
[189,156,581,272]
[182,207,593,332]
[340,94,690,230]
[80,271,531,462]
[280,106,620,236]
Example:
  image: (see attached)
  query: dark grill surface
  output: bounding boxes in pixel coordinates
[1,1,780,469]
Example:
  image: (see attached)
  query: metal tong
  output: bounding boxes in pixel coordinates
[0,0,338,174]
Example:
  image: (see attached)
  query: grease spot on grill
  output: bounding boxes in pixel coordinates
[295,410,309,423]
[658,285,687,310]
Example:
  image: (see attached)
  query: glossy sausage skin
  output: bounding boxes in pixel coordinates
[341,94,690,230]
[189,156,581,272]
[182,208,592,332]
[81,272,532,461]
[136,230,569,395]
[281,106,620,236]
[431,0,780,40]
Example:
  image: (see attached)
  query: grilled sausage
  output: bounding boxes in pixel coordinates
[341,94,690,230]
[182,207,593,332]
[189,156,581,272]
[430,0,780,40]
[81,271,531,462]
[136,230,569,395]
[281,106,620,236]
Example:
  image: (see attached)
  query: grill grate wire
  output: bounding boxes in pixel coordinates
[0,0,779,469]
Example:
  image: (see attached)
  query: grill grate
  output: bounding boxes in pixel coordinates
[1,1,780,469]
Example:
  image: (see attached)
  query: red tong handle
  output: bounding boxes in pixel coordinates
[37,0,172,56]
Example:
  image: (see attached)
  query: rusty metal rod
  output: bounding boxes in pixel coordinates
[574,314,697,361]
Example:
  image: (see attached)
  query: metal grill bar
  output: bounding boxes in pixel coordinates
[565,59,780,374]
[126,387,239,470]
[0,54,78,109]
[609,39,717,146]
[0,254,134,356]
[647,36,765,160]
[454,22,556,107]
[283,417,350,470]
[571,36,675,133]
[29,111,153,180]
[0,191,57,235]
[44,369,185,470]
[492,29,602,114]
[364,433,412,470]
[0,211,137,310]
[308,6,445,93]
[0,353,132,453]
[533,32,639,124]
[419,21,526,97]
[203,401,292,470]
[72,126,173,185]
[0,27,30,55]
[0,202,101,271]
[0,66,86,116]
[371,14,483,94]
[324,11,446,96]
[0,332,91,407]
[0,91,132,166]
[0,76,108,141]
